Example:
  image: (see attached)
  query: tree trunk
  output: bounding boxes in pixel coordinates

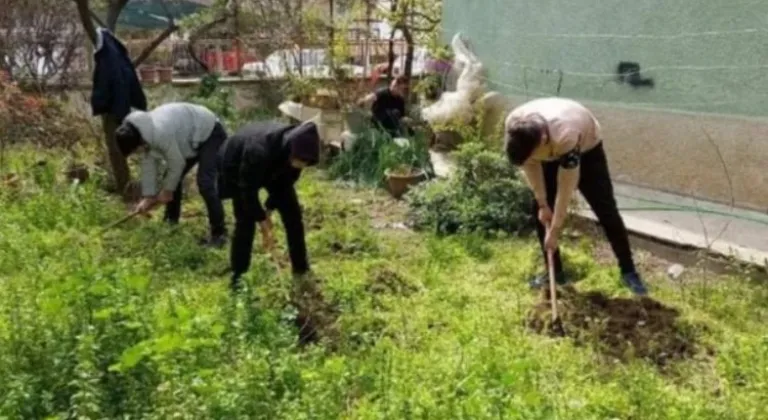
[328,0,334,69]
[74,0,179,197]
[385,0,397,80]
[101,113,131,195]
[103,2,132,195]
[402,24,414,99]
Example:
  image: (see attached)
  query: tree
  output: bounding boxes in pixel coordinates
[385,0,441,88]
[0,0,85,90]
[71,0,183,196]
[182,0,233,74]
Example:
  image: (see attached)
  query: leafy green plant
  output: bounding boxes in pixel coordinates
[327,127,433,186]
[406,141,533,236]
[186,73,238,125]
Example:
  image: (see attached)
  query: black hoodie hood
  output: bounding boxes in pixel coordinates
[283,122,321,166]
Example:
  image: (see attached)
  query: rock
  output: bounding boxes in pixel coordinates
[667,264,685,280]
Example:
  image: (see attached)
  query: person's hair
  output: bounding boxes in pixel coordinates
[504,118,544,166]
[115,122,144,157]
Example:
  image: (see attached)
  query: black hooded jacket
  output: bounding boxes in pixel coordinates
[91,28,147,121]
[218,121,320,276]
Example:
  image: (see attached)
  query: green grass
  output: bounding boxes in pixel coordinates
[0,148,767,419]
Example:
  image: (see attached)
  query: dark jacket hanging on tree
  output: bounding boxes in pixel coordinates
[90,28,147,121]
[218,121,321,279]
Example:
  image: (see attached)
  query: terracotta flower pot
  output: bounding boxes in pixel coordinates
[385,167,427,199]
[138,66,157,84]
[157,67,173,83]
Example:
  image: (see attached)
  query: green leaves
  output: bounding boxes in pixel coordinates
[407,141,533,236]
[328,127,433,186]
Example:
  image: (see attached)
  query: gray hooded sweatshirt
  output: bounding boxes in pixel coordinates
[124,102,218,196]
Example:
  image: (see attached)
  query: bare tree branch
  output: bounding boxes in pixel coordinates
[187,15,229,73]
[107,0,130,30]
[89,9,106,28]
[409,10,439,24]
[132,1,180,67]
[72,0,97,44]
[133,23,178,67]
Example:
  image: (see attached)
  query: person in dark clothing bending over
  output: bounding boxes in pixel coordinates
[503,97,648,295]
[358,75,411,137]
[218,116,325,289]
[115,102,228,247]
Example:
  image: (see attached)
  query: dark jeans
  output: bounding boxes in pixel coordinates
[164,122,227,237]
[231,186,309,280]
[534,142,636,275]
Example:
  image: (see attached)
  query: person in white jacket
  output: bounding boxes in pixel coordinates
[115,102,228,247]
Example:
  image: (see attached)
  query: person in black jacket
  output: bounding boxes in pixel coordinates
[218,118,323,289]
[357,75,411,138]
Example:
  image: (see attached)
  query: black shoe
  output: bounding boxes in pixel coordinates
[621,272,649,296]
[199,233,227,248]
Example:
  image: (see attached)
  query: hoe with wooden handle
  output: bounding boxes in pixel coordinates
[547,248,559,322]
[546,247,566,335]
[99,209,142,234]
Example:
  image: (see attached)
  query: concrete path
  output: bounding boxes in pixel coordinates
[574,183,768,266]
[429,151,768,266]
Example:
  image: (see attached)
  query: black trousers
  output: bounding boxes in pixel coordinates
[534,142,636,275]
[164,122,227,237]
[230,186,310,279]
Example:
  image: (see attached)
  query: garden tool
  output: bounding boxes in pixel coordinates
[547,248,565,335]
[99,209,142,234]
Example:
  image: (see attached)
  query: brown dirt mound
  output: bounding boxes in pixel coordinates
[527,286,703,367]
[291,274,340,348]
[364,266,419,297]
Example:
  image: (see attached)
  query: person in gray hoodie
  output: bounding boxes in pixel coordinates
[115,102,228,246]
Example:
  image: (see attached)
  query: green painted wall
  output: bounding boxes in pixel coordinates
[443,0,768,117]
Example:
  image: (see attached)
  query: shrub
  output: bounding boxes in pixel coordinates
[0,79,86,150]
[327,128,433,187]
[406,142,533,236]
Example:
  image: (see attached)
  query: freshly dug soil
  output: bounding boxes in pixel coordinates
[291,274,339,347]
[527,286,703,367]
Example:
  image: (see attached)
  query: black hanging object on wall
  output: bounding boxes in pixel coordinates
[616,61,654,88]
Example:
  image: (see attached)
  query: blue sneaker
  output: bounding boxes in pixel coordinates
[529,272,568,289]
[621,272,648,296]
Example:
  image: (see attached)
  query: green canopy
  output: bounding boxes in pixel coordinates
[114,0,206,30]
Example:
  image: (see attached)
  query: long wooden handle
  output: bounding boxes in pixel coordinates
[547,249,558,321]
[100,210,141,233]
